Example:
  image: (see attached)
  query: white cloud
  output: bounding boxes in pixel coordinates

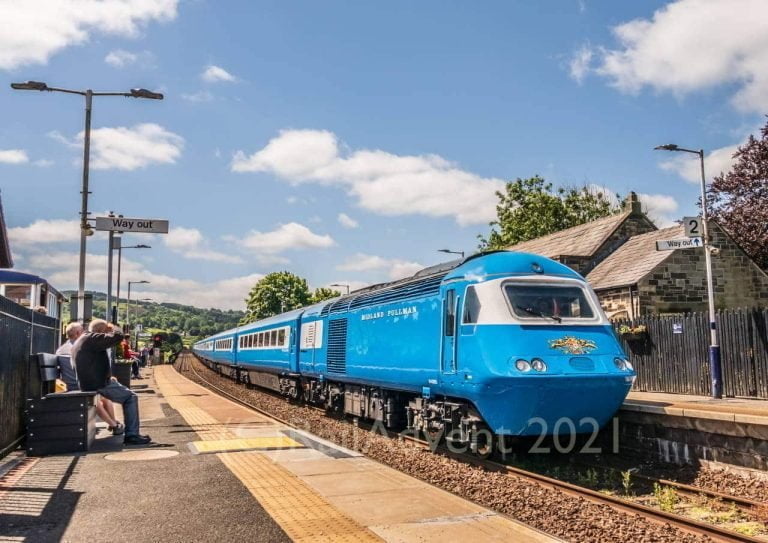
[569,44,593,84]
[337,253,424,280]
[201,65,236,83]
[240,222,335,254]
[164,226,242,263]
[181,90,214,103]
[33,159,54,167]
[0,0,178,70]
[582,0,768,112]
[19,249,258,310]
[104,49,137,67]
[659,143,739,184]
[232,129,505,225]
[8,219,81,245]
[637,192,679,227]
[337,213,359,229]
[0,149,29,164]
[53,123,184,170]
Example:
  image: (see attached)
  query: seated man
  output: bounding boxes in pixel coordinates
[72,319,151,445]
[56,322,124,435]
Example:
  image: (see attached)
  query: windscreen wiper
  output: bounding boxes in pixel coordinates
[516,305,562,323]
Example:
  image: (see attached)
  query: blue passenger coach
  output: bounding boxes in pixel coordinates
[194,251,635,454]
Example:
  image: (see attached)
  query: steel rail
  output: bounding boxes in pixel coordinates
[180,353,763,543]
[569,459,768,513]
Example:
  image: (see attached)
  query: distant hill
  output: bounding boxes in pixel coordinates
[62,291,244,337]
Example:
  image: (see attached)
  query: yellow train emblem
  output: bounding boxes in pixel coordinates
[548,336,597,355]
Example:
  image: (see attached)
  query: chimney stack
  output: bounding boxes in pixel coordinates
[624,191,642,215]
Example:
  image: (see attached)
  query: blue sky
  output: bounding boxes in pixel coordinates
[1,0,766,309]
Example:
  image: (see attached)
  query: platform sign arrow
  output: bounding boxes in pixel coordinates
[656,237,703,251]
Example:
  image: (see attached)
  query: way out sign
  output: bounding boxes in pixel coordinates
[656,237,703,251]
[95,216,169,234]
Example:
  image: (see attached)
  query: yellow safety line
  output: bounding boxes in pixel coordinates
[191,436,304,454]
[155,366,382,542]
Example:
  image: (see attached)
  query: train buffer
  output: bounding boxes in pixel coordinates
[0,365,558,542]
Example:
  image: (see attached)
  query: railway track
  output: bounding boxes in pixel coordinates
[179,353,765,543]
[569,459,767,516]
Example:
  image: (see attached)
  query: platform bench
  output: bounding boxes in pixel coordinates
[25,353,98,456]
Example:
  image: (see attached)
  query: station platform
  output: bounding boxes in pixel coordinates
[618,391,768,470]
[0,366,556,543]
[624,391,768,426]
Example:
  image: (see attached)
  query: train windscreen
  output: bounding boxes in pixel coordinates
[504,284,595,321]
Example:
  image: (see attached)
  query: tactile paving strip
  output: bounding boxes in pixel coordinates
[219,451,379,542]
[155,366,381,542]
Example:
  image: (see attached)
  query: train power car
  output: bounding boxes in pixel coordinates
[194,251,635,455]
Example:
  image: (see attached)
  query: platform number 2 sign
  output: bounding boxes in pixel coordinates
[683,216,702,238]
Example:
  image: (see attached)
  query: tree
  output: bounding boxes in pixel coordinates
[710,118,768,270]
[242,271,311,324]
[311,287,341,303]
[479,176,620,250]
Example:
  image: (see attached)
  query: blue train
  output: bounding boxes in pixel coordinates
[194,251,634,454]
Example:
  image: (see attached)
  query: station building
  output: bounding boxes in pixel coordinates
[507,192,768,318]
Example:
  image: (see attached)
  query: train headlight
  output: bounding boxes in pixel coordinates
[614,357,632,371]
[531,358,547,372]
[515,359,532,372]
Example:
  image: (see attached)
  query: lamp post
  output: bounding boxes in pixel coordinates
[10,81,163,323]
[330,283,350,295]
[133,298,154,350]
[438,248,465,258]
[114,244,151,323]
[654,143,722,399]
[127,281,150,331]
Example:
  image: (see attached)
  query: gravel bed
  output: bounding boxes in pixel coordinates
[177,356,708,543]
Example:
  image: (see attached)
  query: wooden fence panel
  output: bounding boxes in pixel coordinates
[615,308,768,398]
[0,296,58,455]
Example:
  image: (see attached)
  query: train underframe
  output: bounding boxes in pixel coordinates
[199,358,494,455]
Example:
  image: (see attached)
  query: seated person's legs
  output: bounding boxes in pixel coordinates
[97,381,150,444]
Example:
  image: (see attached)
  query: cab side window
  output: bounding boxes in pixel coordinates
[463,285,480,324]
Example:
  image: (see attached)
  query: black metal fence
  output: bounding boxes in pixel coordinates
[616,308,768,399]
[0,295,59,455]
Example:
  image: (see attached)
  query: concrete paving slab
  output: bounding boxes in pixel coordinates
[156,361,559,542]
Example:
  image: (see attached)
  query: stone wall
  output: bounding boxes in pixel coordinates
[596,287,638,320]
[638,222,768,314]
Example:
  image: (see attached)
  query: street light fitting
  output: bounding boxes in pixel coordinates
[123,244,151,249]
[438,248,465,258]
[11,80,48,91]
[130,88,164,100]
[330,283,350,295]
[131,280,150,285]
[654,144,679,151]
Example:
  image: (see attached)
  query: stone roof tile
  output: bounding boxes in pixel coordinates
[507,211,632,258]
[587,225,685,290]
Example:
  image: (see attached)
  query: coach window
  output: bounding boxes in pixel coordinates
[278,329,286,346]
[270,330,277,346]
[463,286,480,324]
